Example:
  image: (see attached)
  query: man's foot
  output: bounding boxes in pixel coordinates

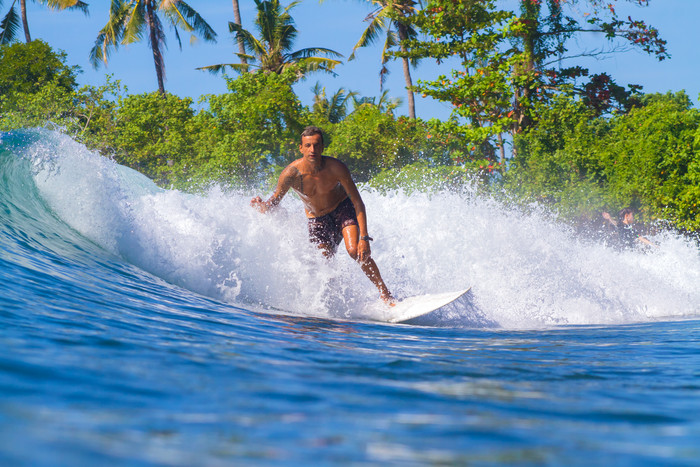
[381,292,396,307]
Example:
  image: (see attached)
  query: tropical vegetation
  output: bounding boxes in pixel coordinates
[350,0,420,119]
[90,0,217,95]
[0,0,698,234]
[0,0,88,44]
[198,0,342,77]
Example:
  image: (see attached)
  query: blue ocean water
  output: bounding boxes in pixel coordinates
[1,129,699,465]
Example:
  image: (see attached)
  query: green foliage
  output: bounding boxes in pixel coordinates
[69,76,124,154]
[597,92,700,230]
[396,0,516,149]
[0,40,80,129]
[508,0,666,118]
[507,92,700,231]
[91,0,217,94]
[310,83,356,125]
[0,40,78,96]
[398,0,668,155]
[107,92,198,186]
[325,104,448,182]
[349,0,420,98]
[2,39,698,234]
[0,0,88,44]
[505,94,603,209]
[194,68,307,188]
[198,0,341,77]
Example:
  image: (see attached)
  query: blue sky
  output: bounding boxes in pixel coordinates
[21,0,700,120]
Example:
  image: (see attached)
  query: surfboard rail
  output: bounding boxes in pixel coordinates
[384,288,472,324]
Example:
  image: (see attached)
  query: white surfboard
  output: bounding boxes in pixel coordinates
[384,288,472,324]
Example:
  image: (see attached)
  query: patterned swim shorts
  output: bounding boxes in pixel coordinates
[307,197,358,247]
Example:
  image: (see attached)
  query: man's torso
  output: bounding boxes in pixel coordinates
[289,156,348,217]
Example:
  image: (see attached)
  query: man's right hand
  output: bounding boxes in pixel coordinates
[250,196,268,213]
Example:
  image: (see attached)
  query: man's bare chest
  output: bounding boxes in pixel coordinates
[292,168,339,198]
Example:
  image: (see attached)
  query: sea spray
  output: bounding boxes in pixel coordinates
[20,129,700,328]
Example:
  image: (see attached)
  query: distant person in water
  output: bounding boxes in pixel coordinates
[251,126,394,303]
[602,207,655,249]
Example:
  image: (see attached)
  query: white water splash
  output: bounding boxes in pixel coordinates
[28,130,700,328]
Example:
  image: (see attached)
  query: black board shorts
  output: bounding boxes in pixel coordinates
[307,197,358,247]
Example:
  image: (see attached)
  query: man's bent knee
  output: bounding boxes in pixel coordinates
[316,243,336,258]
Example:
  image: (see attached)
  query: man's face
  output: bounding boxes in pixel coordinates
[300,134,324,164]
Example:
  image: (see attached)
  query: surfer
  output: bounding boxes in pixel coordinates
[251,126,394,304]
[602,208,655,249]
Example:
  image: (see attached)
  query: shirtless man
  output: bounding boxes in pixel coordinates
[602,208,654,249]
[251,126,393,303]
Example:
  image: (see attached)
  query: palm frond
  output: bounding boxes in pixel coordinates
[379,63,389,91]
[121,0,147,45]
[90,31,111,67]
[349,14,390,60]
[311,81,325,99]
[172,19,183,49]
[228,21,266,60]
[377,90,402,112]
[328,88,357,123]
[197,62,254,74]
[73,1,89,15]
[203,0,339,79]
[90,0,129,67]
[380,29,398,66]
[0,6,20,45]
[290,56,341,76]
[195,63,229,74]
[197,50,257,75]
[162,1,217,42]
[42,0,89,14]
[287,46,343,60]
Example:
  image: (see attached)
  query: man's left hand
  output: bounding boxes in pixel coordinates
[358,239,371,262]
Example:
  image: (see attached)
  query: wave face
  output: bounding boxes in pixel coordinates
[2,129,698,328]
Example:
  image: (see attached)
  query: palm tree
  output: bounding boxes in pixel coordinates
[350,0,419,118]
[1,0,87,44]
[199,0,342,78]
[90,0,217,95]
[311,82,357,123]
[352,90,402,114]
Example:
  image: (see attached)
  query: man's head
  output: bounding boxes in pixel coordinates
[301,126,324,145]
[299,126,324,165]
[619,207,634,224]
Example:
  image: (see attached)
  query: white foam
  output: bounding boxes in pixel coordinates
[28,130,700,328]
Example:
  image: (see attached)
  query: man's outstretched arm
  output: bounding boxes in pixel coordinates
[251,166,296,213]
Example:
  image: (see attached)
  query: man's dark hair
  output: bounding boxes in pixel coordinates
[301,126,324,144]
[618,207,634,222]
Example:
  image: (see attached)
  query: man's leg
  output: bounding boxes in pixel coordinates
[342,224,393,302]
[308,216,337,258]
[316,243,335,258]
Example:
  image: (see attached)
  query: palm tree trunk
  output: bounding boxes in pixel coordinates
[401,56,415,119]
[397,23,415,119]
[231,0,247,68]
[20,0,31,43]
[146,0,166,95]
